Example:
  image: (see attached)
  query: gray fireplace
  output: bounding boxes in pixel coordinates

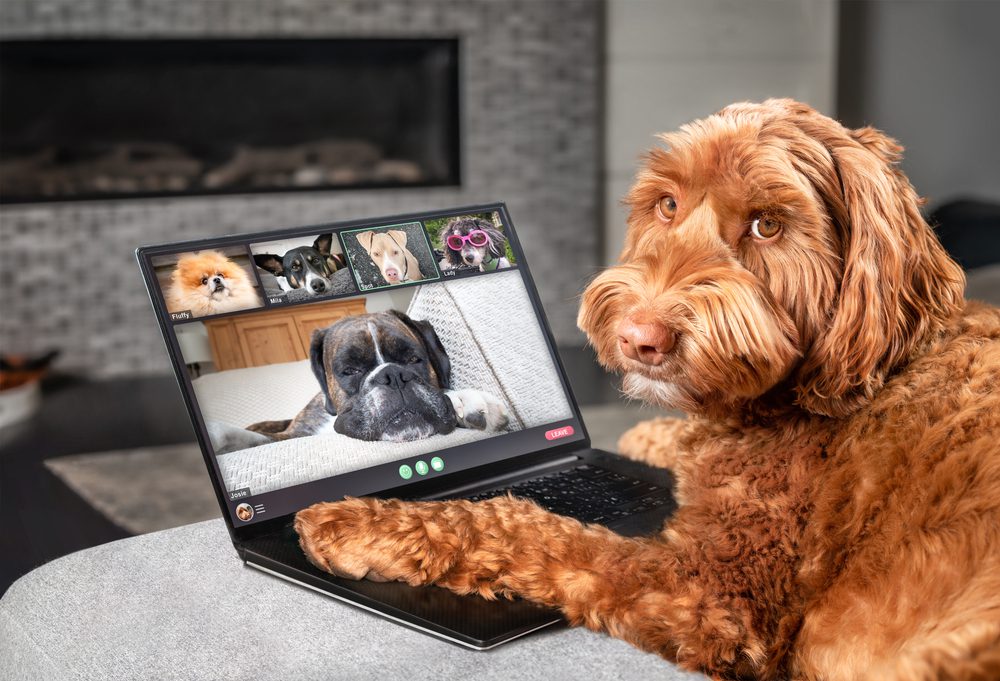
[0,38,461,202]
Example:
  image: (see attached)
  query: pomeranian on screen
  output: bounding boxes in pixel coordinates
[165,250,262,317]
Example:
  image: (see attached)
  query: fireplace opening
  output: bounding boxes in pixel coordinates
[0,38,461,203]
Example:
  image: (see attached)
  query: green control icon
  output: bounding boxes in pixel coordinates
[430,456,444,472]
[415,460,429,476]
[398,464,413,480]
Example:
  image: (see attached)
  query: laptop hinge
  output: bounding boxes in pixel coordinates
[423,454,580,500]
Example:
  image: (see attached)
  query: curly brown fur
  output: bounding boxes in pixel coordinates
[296,100,1000,680]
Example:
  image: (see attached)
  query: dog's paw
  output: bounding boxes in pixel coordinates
[295,498,461,586]
[294,497,395,582]
[617,417,688,469]
[446,389,510,431]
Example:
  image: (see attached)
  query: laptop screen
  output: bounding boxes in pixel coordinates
[138,204,585,527]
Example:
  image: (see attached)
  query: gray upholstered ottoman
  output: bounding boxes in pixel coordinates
[0,519,705,680]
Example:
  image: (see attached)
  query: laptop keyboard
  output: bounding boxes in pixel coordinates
[457,464,673,525]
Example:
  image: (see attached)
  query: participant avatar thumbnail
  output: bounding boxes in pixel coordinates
[153,246,263,321]
[341,222,439,291]
[250,233,355,303]
[424,210,516,274]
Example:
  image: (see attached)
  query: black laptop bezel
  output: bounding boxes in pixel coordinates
[136,202,593,547]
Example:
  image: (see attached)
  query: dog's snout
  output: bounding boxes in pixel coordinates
[374,365,416,390]
[311,279,327,292]
[617,317,675,366]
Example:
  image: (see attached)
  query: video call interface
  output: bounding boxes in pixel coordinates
[146,209,582,525]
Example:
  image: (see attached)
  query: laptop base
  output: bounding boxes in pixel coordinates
[241,448,676,650]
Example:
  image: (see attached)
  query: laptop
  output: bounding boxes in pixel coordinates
[137,202,676,650]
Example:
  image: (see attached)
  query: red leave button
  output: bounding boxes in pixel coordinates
[545,425,575,441]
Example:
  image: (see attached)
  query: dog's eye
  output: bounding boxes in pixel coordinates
[656,195,678,222]
[340,367,361,376]
[749,214,782,240]
[392,250,400,256]
[406,356,422,364]
[216,272,222,277]
[291,261,301,270]
[201,277,208,285]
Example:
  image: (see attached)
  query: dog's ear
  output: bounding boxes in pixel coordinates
[253,254,285,276]
[386,229,408,247]
[486,225,507,258]
[355,231,375,253]
[309,328,336,415]
[327,253,345,271]
[784,105,965,417]
[387,310,451,390]
[313,233,334,256]
[439,218,457,241]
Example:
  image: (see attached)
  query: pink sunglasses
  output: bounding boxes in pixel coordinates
[446,229,490,251]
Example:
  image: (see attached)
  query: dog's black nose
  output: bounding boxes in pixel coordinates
[374,365,416,390]
[311,279,327,292]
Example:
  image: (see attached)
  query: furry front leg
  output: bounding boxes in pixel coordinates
[295,496,469,584]
[295,496,771,675]
[296,496,565,591]
[617,416,691,469]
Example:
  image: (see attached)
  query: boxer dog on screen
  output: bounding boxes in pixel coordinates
[246,310,508,442]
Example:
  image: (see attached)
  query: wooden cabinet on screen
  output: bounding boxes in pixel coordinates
[204,298,367,370]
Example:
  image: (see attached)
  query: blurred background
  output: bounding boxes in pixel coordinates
[2,0,998,594]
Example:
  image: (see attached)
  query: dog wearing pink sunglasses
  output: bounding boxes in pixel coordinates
[437,216,511,273]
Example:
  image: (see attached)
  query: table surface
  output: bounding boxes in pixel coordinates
[0,518,705,681]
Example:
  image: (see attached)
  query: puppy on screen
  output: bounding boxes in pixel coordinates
[165,250,261,317]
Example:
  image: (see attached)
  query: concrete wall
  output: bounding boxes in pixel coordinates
[602,0,838,263]
[838,0,1000,207]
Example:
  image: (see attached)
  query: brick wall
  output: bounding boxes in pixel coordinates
[0,0,603,376]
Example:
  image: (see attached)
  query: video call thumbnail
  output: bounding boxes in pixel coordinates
[179,269,573,496]
[425,210,517,273]
[151,246,264,321]
[250,232,356,303]
[341,221,439,291]
[150,211,519,326]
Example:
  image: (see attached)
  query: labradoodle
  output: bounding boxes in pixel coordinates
[294,100,1000,680]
